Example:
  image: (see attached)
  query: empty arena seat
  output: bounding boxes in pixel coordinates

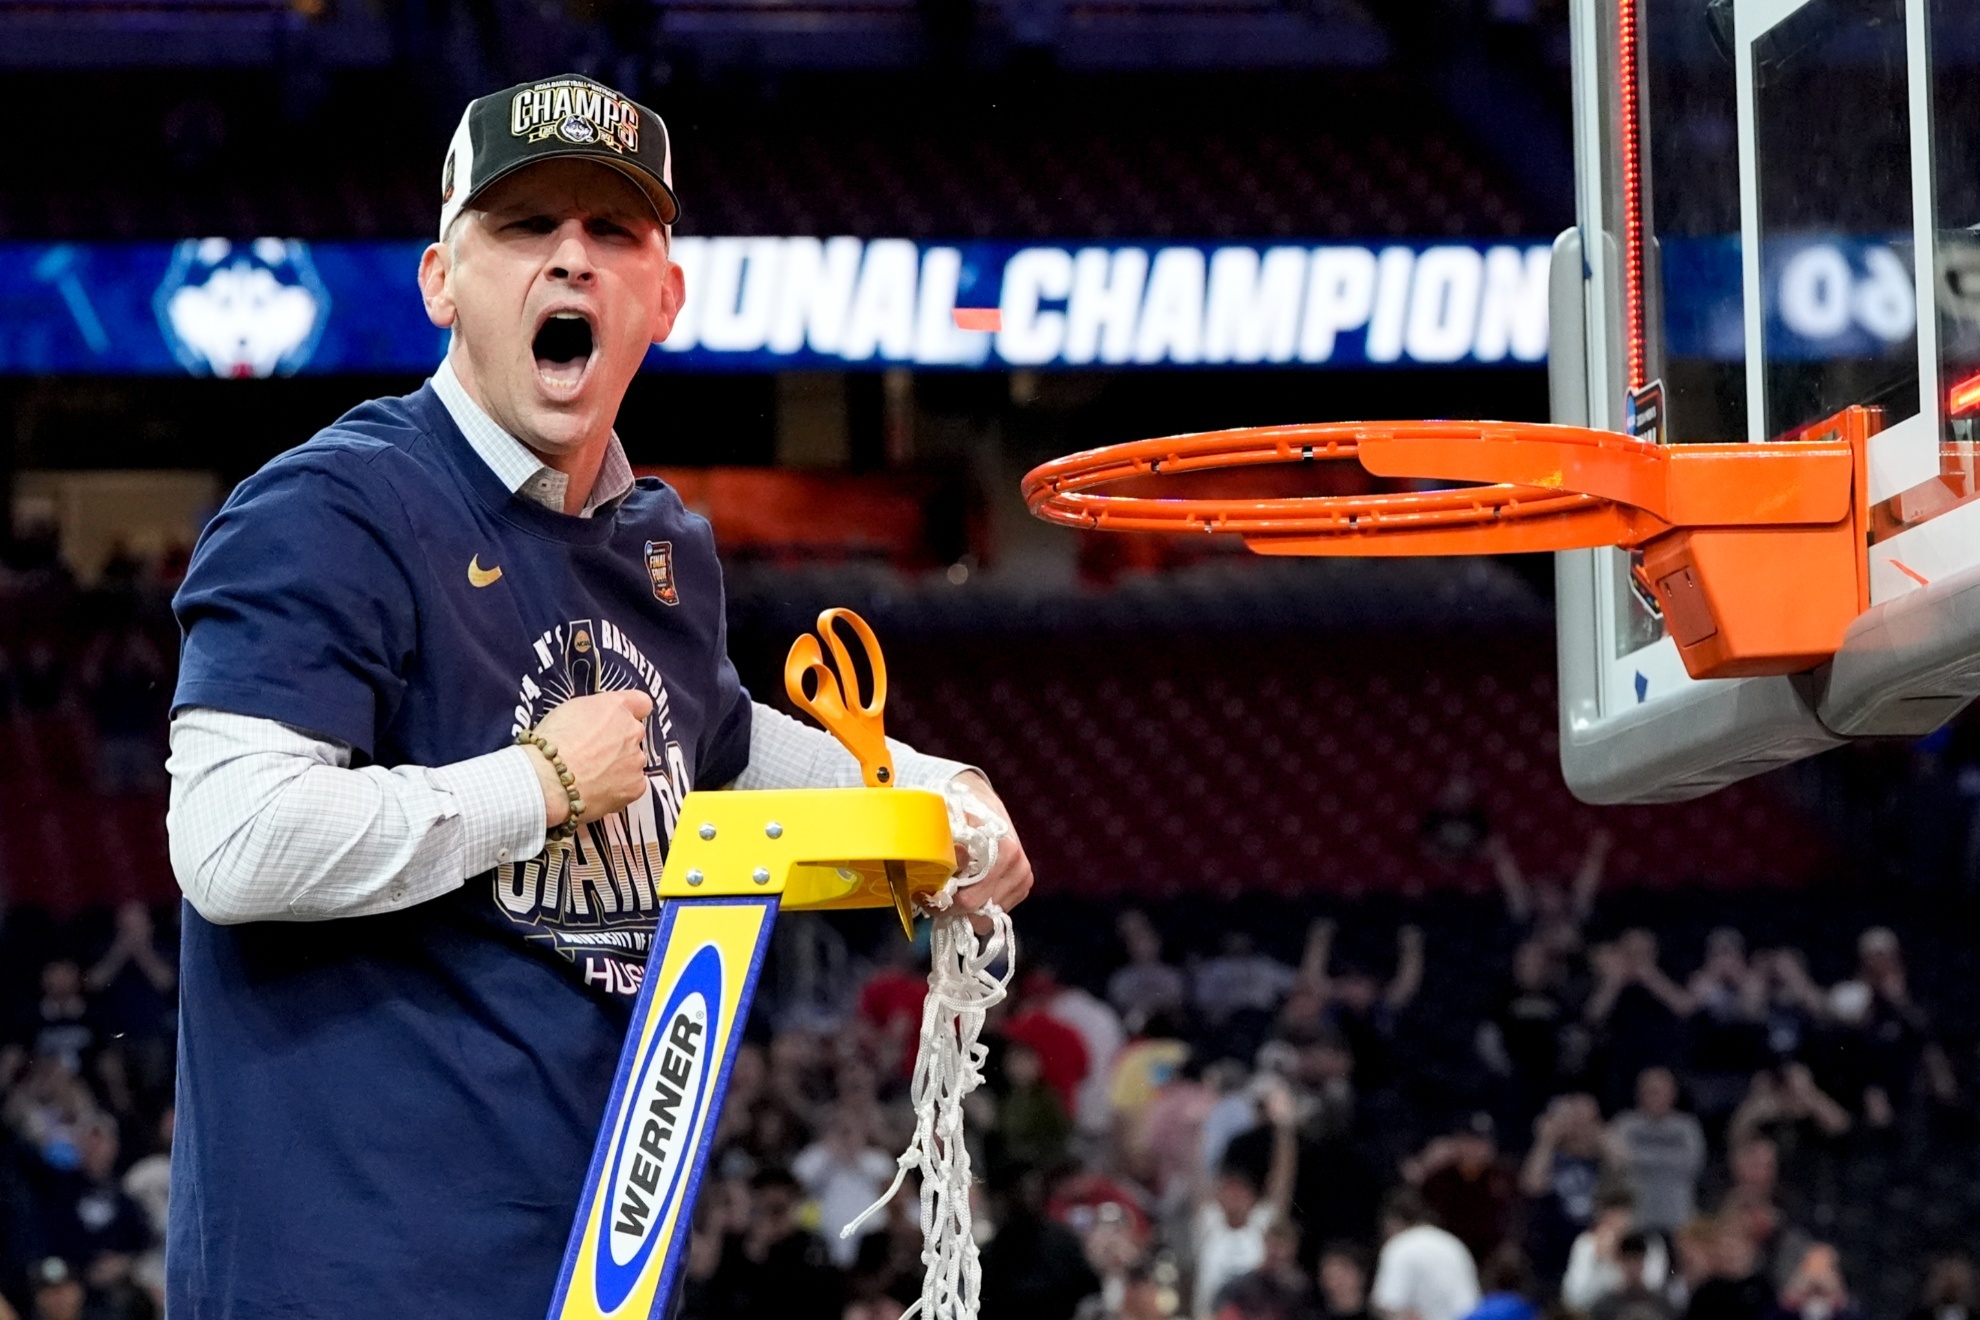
[0,88,1531,241]
[866,632,1830,899]
[0,712,175,914]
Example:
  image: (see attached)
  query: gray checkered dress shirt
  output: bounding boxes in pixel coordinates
[166,358,969,923]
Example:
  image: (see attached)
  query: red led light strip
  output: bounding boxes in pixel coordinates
[1619,0,1645,392]
[1952,371,1980,417]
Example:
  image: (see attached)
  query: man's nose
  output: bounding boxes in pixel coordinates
[546,224,596,283]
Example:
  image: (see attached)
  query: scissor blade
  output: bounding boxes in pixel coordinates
[884,860,915,940]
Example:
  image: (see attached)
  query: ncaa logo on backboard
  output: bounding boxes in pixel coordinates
[645,541,680,607]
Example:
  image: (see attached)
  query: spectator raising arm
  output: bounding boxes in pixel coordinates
[1585,943,1629,1027]
[1300,917,1338,993]
[1635,963,1697,1021]
[1190,1079,1299,1320]
[85,903,176,997]
[1767,949,1830,1017]
[1729,1064,1853,1149]
[1388,926,1425,1011]
[1487,837,1531,925]
[1587,931,1696,1026]
[1262,1077,1299,1221]
[1518,1098,1570,1198]
[1571,829,1613,925]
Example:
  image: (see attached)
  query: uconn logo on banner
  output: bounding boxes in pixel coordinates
[591,943,720,1312]
[153,238,329,378]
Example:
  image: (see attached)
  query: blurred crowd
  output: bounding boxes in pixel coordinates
[1,903,178,1320]
[1,829,1977,1320]
[666,829,1976,1320]
[0,530,179,799]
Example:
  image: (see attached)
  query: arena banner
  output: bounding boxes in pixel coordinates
[0,234,1917,376]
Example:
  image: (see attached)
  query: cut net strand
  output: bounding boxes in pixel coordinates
[840,786,1015,1320]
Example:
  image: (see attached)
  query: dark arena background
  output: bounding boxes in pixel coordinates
[4,4,1980,1320]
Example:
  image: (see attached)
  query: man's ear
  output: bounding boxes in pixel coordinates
[650,257,687,346]
[418,241,457,330]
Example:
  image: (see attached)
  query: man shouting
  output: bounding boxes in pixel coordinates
[165,73,1030,1319]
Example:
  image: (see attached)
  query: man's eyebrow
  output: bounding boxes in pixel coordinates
[481,202,553,221]
[485,201,646,222]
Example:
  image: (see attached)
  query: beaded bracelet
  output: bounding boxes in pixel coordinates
[518,728,585,841]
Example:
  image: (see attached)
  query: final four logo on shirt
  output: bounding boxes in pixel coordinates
[497,617,693,997]
[645,541,680,607]
[511,77,641,154]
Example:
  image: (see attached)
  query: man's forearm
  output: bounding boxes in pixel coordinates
[169,701,980,926]
[167,708,545,924]
[735,701,975,791]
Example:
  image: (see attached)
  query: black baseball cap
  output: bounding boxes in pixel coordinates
[438,74,679,240]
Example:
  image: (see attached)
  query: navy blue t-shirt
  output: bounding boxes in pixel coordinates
[166,384,751,1319]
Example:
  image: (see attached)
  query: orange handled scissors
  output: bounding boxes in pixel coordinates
[784,608,895,788]
[785,609,919,937]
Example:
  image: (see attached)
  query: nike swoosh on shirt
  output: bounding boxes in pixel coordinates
[468,556,504,588]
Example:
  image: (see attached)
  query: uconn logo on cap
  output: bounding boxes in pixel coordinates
[592,942,720,1310]
[512,79,640,154]
[153,238,329,379]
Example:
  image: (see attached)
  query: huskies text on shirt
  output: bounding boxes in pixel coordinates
[167,383,751,1319]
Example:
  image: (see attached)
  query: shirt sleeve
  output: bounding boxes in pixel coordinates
[1371,1241,1411,1314]
[166,707,546,924]
[693,554,753,790]
[697,678,753,790]
[1558,1233,1603,1310]
[733,702,978,792]
[172,449,418,757]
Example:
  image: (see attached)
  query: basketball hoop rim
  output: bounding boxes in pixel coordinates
[1020,411,1876,677]
[1020,420,1637,539]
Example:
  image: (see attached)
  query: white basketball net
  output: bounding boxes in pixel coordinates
[840,784,1015,1320]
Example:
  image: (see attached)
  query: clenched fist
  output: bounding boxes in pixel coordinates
[526,690,655,828]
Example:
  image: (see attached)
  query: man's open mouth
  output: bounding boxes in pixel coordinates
[532,312,595,391]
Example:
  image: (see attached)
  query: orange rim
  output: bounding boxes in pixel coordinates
[1022,420,1634,539]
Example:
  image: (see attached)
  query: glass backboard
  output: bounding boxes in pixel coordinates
[1555,0,1980,801]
